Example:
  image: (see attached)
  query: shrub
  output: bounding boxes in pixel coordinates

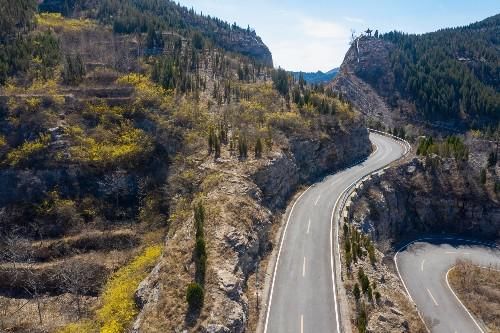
[36,13,95,32]
[96,245,162,333]
[5,133,51,166]
[186,282,204,309]
[353,283,361,302]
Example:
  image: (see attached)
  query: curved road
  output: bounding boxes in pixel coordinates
[396,240,500,333]
[264,132,406,333]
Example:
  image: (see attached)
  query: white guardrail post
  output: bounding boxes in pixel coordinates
[336,128,412,270]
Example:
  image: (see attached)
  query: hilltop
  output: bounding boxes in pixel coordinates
[332,14,499,133]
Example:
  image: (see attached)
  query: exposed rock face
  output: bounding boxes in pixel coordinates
[223,33,273,67]
[344,156,499,332]
[350,157,500,248]
[253,123,371,209]
[133,122,371,332]
[331,37,402,128]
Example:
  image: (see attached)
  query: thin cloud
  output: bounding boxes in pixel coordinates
[301,17,350,39]
[344,16,365,24]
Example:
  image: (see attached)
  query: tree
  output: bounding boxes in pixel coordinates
[186,282,204,309]
[63,54,86,85]
[99,169,129,207]
[357,302,368,333]
[272,67,289,97]
[0,0,37,40]
[255,137,263,158]
[353,283,361,302]
[238,134,248,159]
[60,259,98,320]
[480,169,486,185]
[146,25,164,50]
[192,32,204,50]
[487,151,497,167]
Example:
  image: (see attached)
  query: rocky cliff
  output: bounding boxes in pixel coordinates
[133,120,371,332]
[350,156,500,249]
[331,37,402,128]
[253,123,370,209]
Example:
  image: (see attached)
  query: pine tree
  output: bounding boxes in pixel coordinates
[255,137,263,158]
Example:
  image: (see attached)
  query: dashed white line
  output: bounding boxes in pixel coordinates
[421,259,425,272]
[314,195,321,206]
[306,219,311,234]
[427,288,439,306]
[302,257,306,277]
[446,251,458,254]
[300,314,304,333]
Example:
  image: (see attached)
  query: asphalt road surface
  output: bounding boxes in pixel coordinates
[396,240,500,333]
[264,132,406,333]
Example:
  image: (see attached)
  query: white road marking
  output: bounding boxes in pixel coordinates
[306,219,311,234]
[463,252,470,255]
[314,195,321,206]
[302,257,306,277]
[421,259,425,272]
[446,251,457,254]
[300,314,304,333]
[427,288,439,306]
[263,184,314,333]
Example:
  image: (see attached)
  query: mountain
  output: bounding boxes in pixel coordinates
[38,0,273,66]
[332,14,499,132]
[0,1,369,332]
[292,68,339,84]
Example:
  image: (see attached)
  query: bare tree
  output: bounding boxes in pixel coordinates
[99,169,129,207]
[60,260,94,320]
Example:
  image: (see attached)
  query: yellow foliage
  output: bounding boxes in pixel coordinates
[67,123,153,166]
[97,245,162,333]
[0,135,7,148]
[37,190,75,215]
[116,73,173,108]
[26,97,42,110]
[36,13,95,32]
[4,77,65,106]
[266,111,309,132]
[5,133,51,166]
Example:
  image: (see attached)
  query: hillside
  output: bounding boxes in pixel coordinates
[39,0,273,66]
[332,14,499,133]
[292,68,339,84]
[0,1,370,332]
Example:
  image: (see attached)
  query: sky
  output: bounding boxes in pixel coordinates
[176,0,499,72]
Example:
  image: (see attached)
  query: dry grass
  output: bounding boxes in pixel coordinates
[0,294,98,332]
[448,260,500,333]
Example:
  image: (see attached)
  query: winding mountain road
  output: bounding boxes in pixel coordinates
[263,132,406,333]
[395,240,500,333]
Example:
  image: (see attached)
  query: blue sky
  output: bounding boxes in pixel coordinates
[177,0,499,72]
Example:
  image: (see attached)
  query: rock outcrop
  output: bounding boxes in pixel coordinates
[133,121,371,332]
[350,157,500,248]
[253,124,371,209]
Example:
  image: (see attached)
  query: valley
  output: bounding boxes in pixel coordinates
[0,1,498,333]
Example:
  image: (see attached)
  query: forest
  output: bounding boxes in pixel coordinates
[382,14,499,126]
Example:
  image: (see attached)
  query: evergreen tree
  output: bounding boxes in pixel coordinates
[255,137,263,158]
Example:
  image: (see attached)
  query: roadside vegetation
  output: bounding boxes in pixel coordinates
[448,260,500,332]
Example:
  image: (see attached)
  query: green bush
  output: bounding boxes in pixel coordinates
[186,283,204,309]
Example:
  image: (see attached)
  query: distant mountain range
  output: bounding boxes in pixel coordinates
[291,68,339,84]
